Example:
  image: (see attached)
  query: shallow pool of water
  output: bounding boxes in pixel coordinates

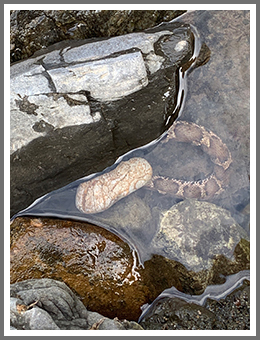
[11,10,250,311]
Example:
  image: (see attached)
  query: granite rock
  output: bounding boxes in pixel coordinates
[151,199,249,271]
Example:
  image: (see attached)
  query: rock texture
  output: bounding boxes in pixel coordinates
[10,10,186,63]
[10,29,177,154]
[10,216,249,321]
[9,10,251,331]
[151,199,249,271]
[140,280,250,330]
[10,22,196,217]
[10,276,250,330]
[10,217,183,321]
[75,157,153,214]
[10,278,143,330]
[10,217,146,321]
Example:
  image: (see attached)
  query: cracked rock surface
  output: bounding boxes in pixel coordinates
[10,22,195,216]
[10,10,186,63]
[10,278,143,330]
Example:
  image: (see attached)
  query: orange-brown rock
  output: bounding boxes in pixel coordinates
[10,217,182,321]
[10,217,249,321]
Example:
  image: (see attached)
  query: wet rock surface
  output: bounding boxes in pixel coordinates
[10,10,251,331]
[10,23,195,217]
[151,199,249,271]
[10,216,249,322]
[177,10,250,219]
[10,10,186,64]
[10,217,180,321]
[10,217,147,321]
[140,281,250,330]
[10,276,250,330]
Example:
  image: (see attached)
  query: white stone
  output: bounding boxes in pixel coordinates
[28,94,92,127]
[145,52,165,74]
[174,40,189,52]
[63,31,171,64]
[10,92,96,154]
[42,49,62,66]
[48,52,148,101]
[10,64,51,96]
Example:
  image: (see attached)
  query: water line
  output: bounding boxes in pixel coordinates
[138,269,250,323]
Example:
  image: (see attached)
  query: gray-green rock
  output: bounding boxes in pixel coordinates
[10,278,88,330]
[152,199,249,271]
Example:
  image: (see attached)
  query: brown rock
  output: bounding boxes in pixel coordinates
[10,217,182,321]
[10,216,249,321]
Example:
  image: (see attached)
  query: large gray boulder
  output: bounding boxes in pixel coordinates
[10,22,197,216]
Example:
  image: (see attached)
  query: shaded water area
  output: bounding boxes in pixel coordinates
[11,10,250,322]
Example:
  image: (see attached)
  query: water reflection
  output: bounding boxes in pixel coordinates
[11,10,250,296]
[138,269,250,322]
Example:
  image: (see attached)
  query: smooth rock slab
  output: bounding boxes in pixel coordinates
[47,52,149,102]
[10,217,144,321]
[10,217,180,321]
[61,31,167,64]
[10,28,177,154]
